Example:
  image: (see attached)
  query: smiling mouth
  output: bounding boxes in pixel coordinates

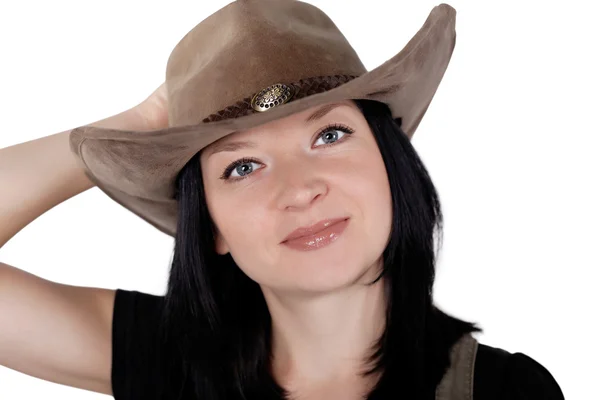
[282,217,349,242]
[281,218,350,251]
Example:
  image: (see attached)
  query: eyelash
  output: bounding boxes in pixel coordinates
[219,123,355,182]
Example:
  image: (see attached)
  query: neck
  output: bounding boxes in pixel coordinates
[262,273,387,392]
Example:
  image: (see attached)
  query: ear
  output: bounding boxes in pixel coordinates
[214,228,230,255]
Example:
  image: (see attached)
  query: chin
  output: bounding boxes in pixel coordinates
[283,259,375,295]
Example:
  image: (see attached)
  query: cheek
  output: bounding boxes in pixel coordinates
[345,150,393,243]
[206,188,276,260]
[210,196,280,283]
[209,193,264,238]
[343,145,390,201]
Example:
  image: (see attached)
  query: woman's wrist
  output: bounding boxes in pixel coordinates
[87,106,158,131]
[86,83,168,132]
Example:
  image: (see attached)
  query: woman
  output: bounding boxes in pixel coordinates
[0,1,564,399]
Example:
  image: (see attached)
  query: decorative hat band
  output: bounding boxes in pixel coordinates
[202,74,358,123]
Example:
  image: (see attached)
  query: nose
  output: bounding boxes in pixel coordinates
[275,157,328,211]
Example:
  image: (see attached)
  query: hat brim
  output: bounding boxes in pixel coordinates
[69,4,457,237]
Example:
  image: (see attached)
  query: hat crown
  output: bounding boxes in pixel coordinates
[165,0,367,126]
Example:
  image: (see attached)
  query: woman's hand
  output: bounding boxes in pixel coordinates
[133,82,169,131]
[0,81,169,247]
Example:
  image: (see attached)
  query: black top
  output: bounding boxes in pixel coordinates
[111,289,565,400]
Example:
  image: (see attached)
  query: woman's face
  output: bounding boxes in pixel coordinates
[200,100,392,294]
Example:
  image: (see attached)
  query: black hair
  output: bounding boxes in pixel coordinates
[157,99,482,399]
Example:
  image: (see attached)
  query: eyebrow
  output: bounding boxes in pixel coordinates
[206,102,349,158]
[304,102,347,123]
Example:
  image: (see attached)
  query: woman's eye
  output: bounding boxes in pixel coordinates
[314,128,348,147]
[229,160,261,179]
[220,157,261,181]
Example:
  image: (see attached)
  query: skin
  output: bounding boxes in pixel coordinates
[0,82,169,396]
[200,100,393,397]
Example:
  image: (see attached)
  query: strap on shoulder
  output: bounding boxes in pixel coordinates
[435,333,479,400]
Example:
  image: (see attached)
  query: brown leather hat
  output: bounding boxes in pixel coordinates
[69,0,458,237]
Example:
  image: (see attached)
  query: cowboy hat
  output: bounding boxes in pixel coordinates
[69,0,458,237]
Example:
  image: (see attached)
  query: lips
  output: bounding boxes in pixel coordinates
[282,217,349,242]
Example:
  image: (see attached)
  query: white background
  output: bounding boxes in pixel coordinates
[1,1,598,399]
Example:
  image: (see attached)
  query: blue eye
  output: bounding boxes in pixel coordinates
[314,124,353,147]
[223,157,261,180]
[219,123,355,182]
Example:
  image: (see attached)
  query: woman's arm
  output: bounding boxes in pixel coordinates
[0,83,167,248]
[0,83,167,395]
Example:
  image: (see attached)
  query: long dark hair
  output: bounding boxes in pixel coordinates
[157,99,482,400]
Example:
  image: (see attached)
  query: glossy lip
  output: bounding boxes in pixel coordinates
[281,217,350,243]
